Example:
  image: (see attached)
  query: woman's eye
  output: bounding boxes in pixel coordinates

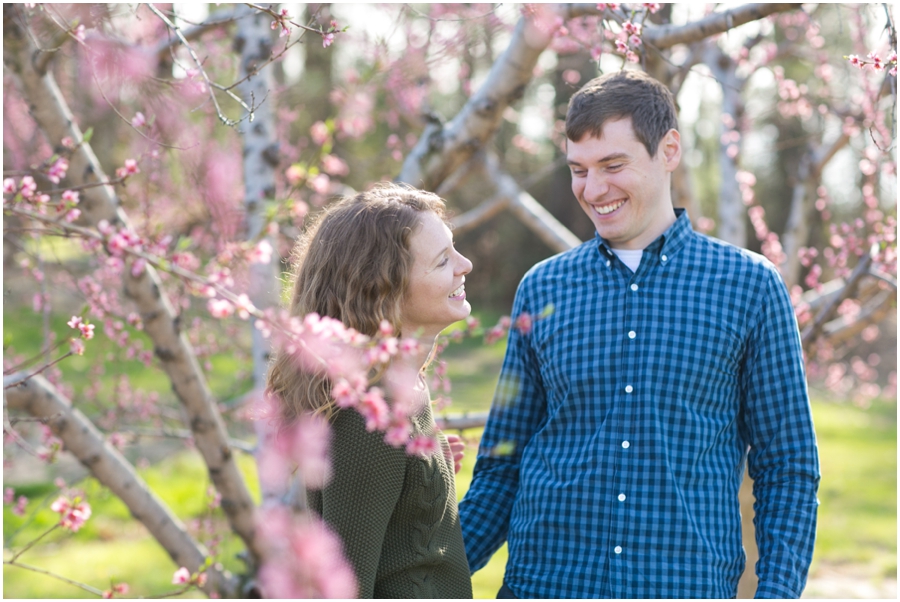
[438,257,449,268]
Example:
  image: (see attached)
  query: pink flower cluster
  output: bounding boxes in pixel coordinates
[172,566,207,587]
[114,159,140,179]
[50,494,92,532]
[613,21,643,63]
[4,488,28,516]
[256,508,357,599]
[847,51,898,76]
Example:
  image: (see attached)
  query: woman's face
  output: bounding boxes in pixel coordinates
[400,211,473,340]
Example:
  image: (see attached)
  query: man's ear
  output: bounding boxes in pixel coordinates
[660,129,681,173]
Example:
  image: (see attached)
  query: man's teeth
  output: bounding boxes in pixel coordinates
[449,284,465,298]
[595,200,625,215]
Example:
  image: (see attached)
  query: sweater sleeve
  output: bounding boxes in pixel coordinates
[320,409,407,598]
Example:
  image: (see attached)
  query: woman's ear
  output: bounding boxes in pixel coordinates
[661,129,681,173]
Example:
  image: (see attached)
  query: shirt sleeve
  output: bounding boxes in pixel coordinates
[458,285,548,572]
[319,409,406,598]
[739,267,821,599]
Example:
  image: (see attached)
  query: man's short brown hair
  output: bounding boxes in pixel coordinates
[566,70,678,157]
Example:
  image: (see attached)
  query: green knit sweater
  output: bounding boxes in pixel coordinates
[307,387,473,599]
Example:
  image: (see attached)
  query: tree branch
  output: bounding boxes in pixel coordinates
[644,4,799,49]
[3,373,240,597]
[801,251,874,350]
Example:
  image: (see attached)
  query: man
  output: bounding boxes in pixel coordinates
[459,70,820,599]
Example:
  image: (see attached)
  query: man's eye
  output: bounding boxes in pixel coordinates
[571,170,586,177]
[607,164,623,171]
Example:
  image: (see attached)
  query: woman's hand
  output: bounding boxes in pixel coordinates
[444,433,465,474]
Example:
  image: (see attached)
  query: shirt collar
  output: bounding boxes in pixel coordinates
[594,208,693,260]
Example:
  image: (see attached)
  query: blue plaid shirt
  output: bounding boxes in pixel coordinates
[460,210,820,598]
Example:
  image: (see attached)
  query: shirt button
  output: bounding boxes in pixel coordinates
[614,546,623,554]
[625,385,633,393]
[661,254,668,262]
[618,493,626,502]
[630,283,638,291]
[606,260,611,267]
[627,330,636,339]
[622,440,630,448]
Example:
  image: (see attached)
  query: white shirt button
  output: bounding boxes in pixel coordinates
[606,260,611,267]
[614,546,623,554]
[625,385,633,393]
[661,254,668,262]
[628,330,636,339]
[630,284,638,291]
[622,440,630,448]
[618,493,626,501]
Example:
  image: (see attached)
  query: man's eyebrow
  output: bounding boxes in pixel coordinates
[568,152,631,166]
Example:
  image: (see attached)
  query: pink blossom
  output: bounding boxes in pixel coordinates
[643,3,660,13]
[208,298,235,319]
[847,54,861,67]
[256,510,357,599]
[113,583,129,595]
[310,121,329,146]
[124,159,139,174]
[514,312,533,334]
[630,34,642,47]
[384,421,412,446]
[622,21,641,35]
[63,208,81,223]
[62,190,81,205]
[130,257,146,277]
[3,487,14,505]
[626,51,639,63]
[172,567,191,585]
[309,173,330,195]
[249,240,273,265]
[331,378,359,408]
[321,154,349,176]
[615,39,628,53]
[3,178,16,195]
[47,157,69,184]
[61,137,74,148]
[285,164,305,186]
[70,338,86,355]
[359,387,390,431]
[13,496,28,516]
[399,338,420,356]
[20,176,36,199]
[406,435,439,456]
[322,32,335,48]
[379,320,394,337]
[51,496,91,532]
[79,322,95,340]
[235,294,255,320]
[67,315,84,330]
[73,24,86,43]
[131,112,146,128]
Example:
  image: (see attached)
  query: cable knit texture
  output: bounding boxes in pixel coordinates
[307,386,472,598]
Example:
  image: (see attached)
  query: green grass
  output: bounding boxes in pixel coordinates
[3,310,896,598]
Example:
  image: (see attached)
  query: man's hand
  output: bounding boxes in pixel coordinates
[445,433,465,474]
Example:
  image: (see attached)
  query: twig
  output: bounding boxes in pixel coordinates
[8,525,61,563]
[146,3,249,127]
[3,560,105,597]
[4,351,75,390]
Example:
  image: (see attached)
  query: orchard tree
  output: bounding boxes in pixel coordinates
[3,3,895,598]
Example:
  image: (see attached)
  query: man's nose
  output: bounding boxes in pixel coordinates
[583,172,609,202]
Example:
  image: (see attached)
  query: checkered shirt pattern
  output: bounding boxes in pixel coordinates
[459,210,820,599]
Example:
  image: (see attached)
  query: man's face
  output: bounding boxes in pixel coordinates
[567,117,681,250]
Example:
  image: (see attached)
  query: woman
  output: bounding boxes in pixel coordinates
[266,183,474,598]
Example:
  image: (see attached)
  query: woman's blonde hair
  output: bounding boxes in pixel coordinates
[266,183,447,425]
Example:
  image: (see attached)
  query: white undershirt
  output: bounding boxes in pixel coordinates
[611,248,643,272]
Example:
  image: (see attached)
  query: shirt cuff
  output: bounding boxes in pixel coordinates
[754,580,802,599]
